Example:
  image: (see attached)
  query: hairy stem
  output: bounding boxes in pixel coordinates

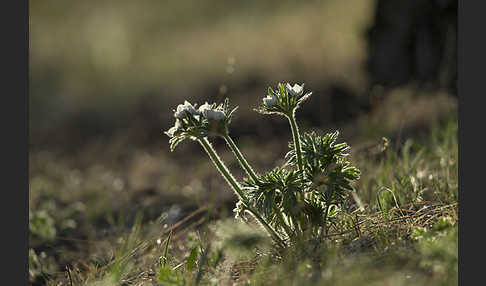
[198,137,286,247]
[198,137,243,199]
[275,209,294,240]
[287,111,304,173]
[323,203,330,237]
[223,133,259,183]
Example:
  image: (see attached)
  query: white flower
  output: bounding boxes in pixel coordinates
[286,83,304,97]
[263,94,277,107]
[198,102,212,115]
[204,109,225,121]
[199,102,225,121]
[174,100,198,118]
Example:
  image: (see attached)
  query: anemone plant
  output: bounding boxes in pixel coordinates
[165,83,360,247]
[256,83,312,173]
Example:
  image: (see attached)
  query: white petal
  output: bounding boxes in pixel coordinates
[293,83,304,95]
[205,109,225,121]
[198,102,212,114]
[174,110,184,119]
[176,104,185,113]
[286,83,304,97]
[263,95,277,107]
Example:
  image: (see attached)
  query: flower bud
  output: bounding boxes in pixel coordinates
[199,102,225,121]
[174,100,198,118]
[286,83,304,97]
[205,109,225,121]
[198,102,212,116]
[263,94,277,107]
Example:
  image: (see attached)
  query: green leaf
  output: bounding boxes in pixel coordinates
[268,86,277,97]
[169,136,185,151]
[162,231,172,268]
[187,245,198,271]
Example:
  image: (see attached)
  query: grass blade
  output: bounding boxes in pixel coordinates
[187,245,199,271]
[162,231,172,268]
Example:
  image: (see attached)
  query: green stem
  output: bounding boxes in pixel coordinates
[197,138,286,247]
[198,137,243,199]
[323,203,330,237]
[275,209,294,240]
[287,111,304,173]
[223,133,259,183]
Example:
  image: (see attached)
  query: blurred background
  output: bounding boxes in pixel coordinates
[29,0,457,283]
[30,0,457,151]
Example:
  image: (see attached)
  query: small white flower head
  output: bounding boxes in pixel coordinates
[256,82,311,116]
[198,102,212,116]
[166,98,238,150]
[199,102,225,121]
[174,100,199,118]
[286,83,304,97]
[205,109,225,121]
[263,94,277,107]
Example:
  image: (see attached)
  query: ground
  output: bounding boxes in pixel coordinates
[29,90,457,286]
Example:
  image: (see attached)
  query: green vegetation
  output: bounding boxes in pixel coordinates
[29,94,457,285]
[165,83,361,248]
[29,2,457,285]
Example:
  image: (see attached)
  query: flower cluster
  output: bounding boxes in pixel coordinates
[256,83,312,116]
[164,98,238,151]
